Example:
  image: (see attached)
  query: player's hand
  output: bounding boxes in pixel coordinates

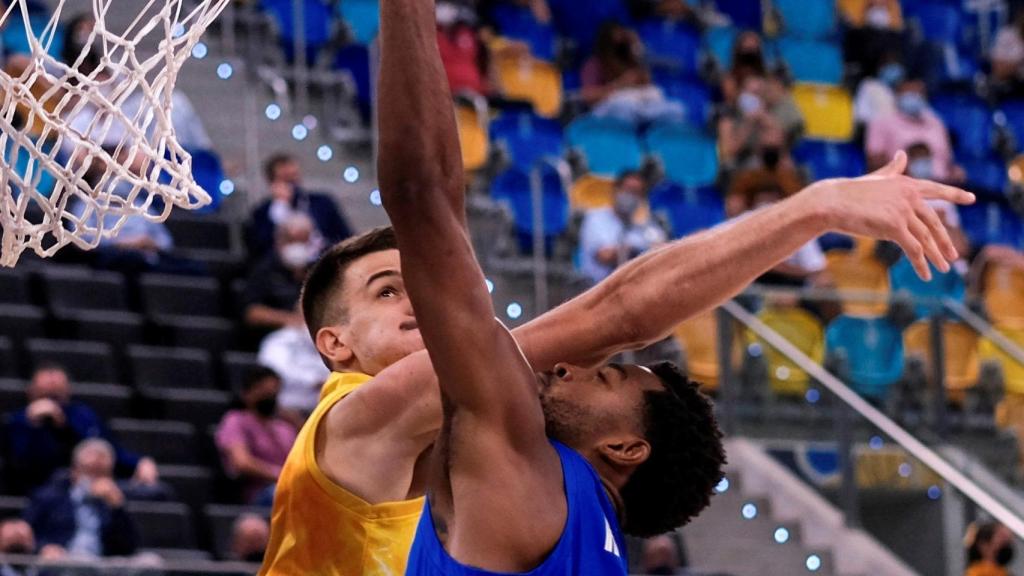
[39,544,67,560]
[90,477,125,508]
[133,457,159,486]
[26,398,65,427]
[809,151,975,281]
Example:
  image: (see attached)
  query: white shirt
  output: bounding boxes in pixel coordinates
[579,207,666,283]
[853,78,896,125]
[258,325,331,413]
[784,239,826,273]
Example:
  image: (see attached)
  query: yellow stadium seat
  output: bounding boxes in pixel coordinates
[903,320,980,404]
[456,104,489,172]
[825,251,890,317]
[750,307,825,397]
[792,83,855,141]
[983,264,1024,323]
[837,0,904,29]
[570,174,614,210]
[980,323,1024,396]
[494,54,563,119]
[675,310,740,393]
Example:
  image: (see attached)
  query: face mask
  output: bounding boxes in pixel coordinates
[614,192,641,217]
[762,147,781,170]
[738,91,763,116]
[997,544,1015,566]
[254,396,278,417]
[907,158,933,180]
[897,92,926,118]
[736,50,761,68]
[865,6,892,29]
[280,242,314,270]
[435,2,459,26]
[878,63,904,87]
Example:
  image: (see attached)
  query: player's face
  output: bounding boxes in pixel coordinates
[538,363,663,451]
[337,249,425,375]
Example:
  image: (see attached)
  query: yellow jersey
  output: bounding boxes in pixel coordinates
[259,372,425,576]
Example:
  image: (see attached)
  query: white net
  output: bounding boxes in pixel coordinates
[0,0,230,267]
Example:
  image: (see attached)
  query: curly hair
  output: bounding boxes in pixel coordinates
[620,361,726,537]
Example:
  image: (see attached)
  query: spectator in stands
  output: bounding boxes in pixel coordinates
[991,9,1024,97]
[853,52,903,129]
[215,367,298,506]
[578,170,667,284]
[725,163,804,218]
[2,365,160,496]
[721,31,766,105]
[965,521,1015,576]
[257,323,330,418]
[24,439,138,559]
[580,22,684,126]
[242,214,317,334]
[865,77,962,182]
[905,142,970,260]
[640,534,687,575]
[436,1,491,95]
[0,519,37,576]
[762,68,804,148]
[246,153,351,261]
[231,513,270,563]
[719,73,799,172]
[842,0,906,78]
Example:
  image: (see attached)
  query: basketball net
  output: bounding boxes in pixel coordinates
[0,0,229,267]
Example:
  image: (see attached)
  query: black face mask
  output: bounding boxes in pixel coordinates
[736,50,762,68]
[997,544,1015,566]
[244,551,265,563]
[762,146,782,170]
[646,567,676,575]
[3,544,32,555]
[615,40,635,61]
[254,397,277,418]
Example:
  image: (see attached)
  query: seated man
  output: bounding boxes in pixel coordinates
[24,439,138,560]
[242,214,317,338]
[0,518,37,576]
[216,367,297,506]
[2,364,160,495]
[579,170,667,284]
[257,322,329,418]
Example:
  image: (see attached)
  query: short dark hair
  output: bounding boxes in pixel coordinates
[300,226,399,341]
[31,362,68,379]
[264,153,296,182]
[615,170,646,189]
[621,362,726,537]
[242,366,280,393]
[967,521,1000,565]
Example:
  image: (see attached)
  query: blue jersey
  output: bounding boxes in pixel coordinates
[405,441,629,576]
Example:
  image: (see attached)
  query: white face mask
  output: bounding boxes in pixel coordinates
[280,242,314,269]
[436,2,459,26]
[865,6,892,29]
[738,91,763,116]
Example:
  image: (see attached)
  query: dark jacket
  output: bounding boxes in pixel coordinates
[246,189,352,259]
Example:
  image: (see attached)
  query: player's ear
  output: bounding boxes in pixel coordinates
[316,325,354,367]
[597,436,651,471]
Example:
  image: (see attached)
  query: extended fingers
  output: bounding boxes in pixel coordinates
[896,227,931,281]
[915,180,976,205]
[914,199,958,262]
[907,215,947,275]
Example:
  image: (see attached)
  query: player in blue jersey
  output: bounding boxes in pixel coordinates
[376,1,726,574]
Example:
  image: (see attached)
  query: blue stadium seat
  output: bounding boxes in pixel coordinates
[566,116,644,177]
[260,0,333,63]
[489,2,557,62]
[960,200,1024,249]
[649,181,725,238]
[905,1,963,46]
[490,110,564,169]
[931,94,994,160]
[636,20,702,79]
[714,0,763,31]
[650,71,713,128]
[960,155,1008,195]
[997,100,1024,152]
[187,149,225,213]
[704,25,738,71]
[774,37,843,85]
[339,0,379,45]
[889,256,966,319]
[3,137,57,197]
[645,123,719,187]
[793,140,866,181]
[825,316,905,401]
[773,0,837,39]
[491,164,569,254]
[333,43,372,121]
[1,11,63,58]
[934,45,979,87]
[548,0,629,56]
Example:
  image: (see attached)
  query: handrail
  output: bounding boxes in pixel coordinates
[721,299,1024,539]
[0,553,259,574]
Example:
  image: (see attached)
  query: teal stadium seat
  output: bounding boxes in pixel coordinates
[774,37,843,85]
[566,116,644,177]
[339,0,380,45]
[889,256,966,319]
[773,0,837,40]
[826,316,905,401]
[645,123,718,188]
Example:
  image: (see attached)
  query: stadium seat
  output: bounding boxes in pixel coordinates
[26,339,116,383]
[126,501,197,549]
[333,43,373,121]
[0,304,45,342]
[998,100,1024,149]
[54,309,146,349]
[931,94,995,160]
[793,139,865,180]
[456,103,490,172]
[0,10,63,58]
[489,2,556,61]
[825,315,905,400]
[490,111,564,169]
[0,338,15,378]
[960,200,1024,249]
[983,263,1024,323]
[140,274,223,318]
[110,418,197,464]
[773,0,837,39]
[339,0,380,45]
[3,136,57,195]
[71,383,133,422]
[980,325,1024,396]
[491,165,570,253]
[41,267,127,313]
[715,0,763,31]
[838,0,905,29]
[222,351,261,393]
[259,0,333,63]
[568,174,615,210]
[493,54,563,119]
[674,310,724,391]
[905,1,963,46]
[160,465,213,515]
[903,320,980,403]
[751,307,825,397]
[0,268,29,305]
[960,155,1009,195]
[163,215,233,252]
[547,0,629,56]
[0,379,25,414]
[143,548,213,562]
[825,251,891,317]
[792,84,854,141]
[704,25,738,72]
[889,257,966,319]
[566,116,644,177]
[650,72,713,129]
[187,149,226,212]
[154,315,236,353]
[645,123,719,188]
[774,37,843,85]
[143,387,232,431]
[0,496,28,520]
[205,505,271,560]
[128,346,214,390]
[636,19,702,79]
[648,182,726,238]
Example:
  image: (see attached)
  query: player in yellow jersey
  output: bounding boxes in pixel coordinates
[260,1,975,572]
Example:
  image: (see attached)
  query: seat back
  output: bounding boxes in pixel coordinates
[889,257,965,319]
[0,269,29,305]
[491,166,569,239]
[825,251,891,317]
[110,418,198,464]
[704,25,738,72]
[125,501,197,549]
[140,274,223,317]
[645,123,719,187]
[754,307,825,396]
[960,155,1009,195]
[793,139,865,180]
[488,2,556,61]
[650,72,713,129]
[774,0,837,39]
[980,325,1024,395]
[983,263,1024,323]
[825,315,905,399]
[715,0,763,31]
[959,200,1024,249]
[42,267,127,313]
[164,215,233,252]
[128,346,214,390]
[792,84,854,141]
[674,310,721,391]
[569,174,615,210]
[774,37,843,85]
[339,0,380,45]
[0,304,46,342]
[26,339,116,383]
[903,320,980,401]
[566,116,644,177]
[490,111,564,169]
[648,182,725,238]
[637,19,702,78]
[494,55,563,118]
[931,94,994,160]
[456,104,489,172]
